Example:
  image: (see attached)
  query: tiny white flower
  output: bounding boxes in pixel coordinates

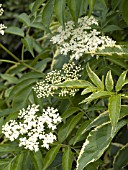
[33,61,82,98]
[0,5,7,35]
[51,15,116,60]
[2,105,62,152]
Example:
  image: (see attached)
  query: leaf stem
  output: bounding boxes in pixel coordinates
[0,43,20,62]
[79,108,93,120]
[21,44,25,61]
[0,43,41,73]
[0,59,18,64]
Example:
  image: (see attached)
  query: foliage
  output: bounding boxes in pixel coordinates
[0,0,128,170]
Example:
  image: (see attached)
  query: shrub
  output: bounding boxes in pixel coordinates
[0,0,128,169]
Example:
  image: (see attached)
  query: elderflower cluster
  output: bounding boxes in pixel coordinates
[51,16,116,60]
[0,4,4,16]
[0,4,6,35]
[2,104,62,152]
[33,62,82,98]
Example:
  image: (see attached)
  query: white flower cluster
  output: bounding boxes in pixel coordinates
[0,4,4,16]
[51,16,116,60]
[0,4,6,35]
[33,62,82,98]
[2,104,62,152]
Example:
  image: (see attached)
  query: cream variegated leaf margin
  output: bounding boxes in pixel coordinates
[76,120,128,170]
[86,45,128,56]
[116,70,127,92]
[80,91,113,104]
[105,70,114,92]
[86,63,103,89]
[108,94,121,136]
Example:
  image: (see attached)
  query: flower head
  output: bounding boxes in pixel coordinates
[0,4,4,16]
[51,16,116,60]
[2,105,62,152]
[0,4,7,35]
[33,61,82,98]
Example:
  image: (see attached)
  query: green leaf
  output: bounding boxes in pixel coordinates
[0,108,14,117]
[0,144,21,152]
[105,70,114,91]
[58,112,84,143]
[17,13,31,26]
[12,85,32,109]
[11,152,24,170]
[56,80,94,88]
[32,40,44,53]
[0,98,7,110]
[106,56,128,69]
[84,159,103,170]
[0,74,18,84]
[30,151,43,170]
[107,65,122,76]
[73,120,90,145]
[67,0,82,22]
[58,119,71,143]
[43,145,61,170]
[33,90,44,112]
[6,64,26,75]
[30,22,45,30]
[86,63,103,89]
[22,151,33,170]
[76,120,127,170]
[66,112,84,140]
[108,94,121,134]
[99,0,107,7]
[5,27,24,37]
[73,45,128,57]
[48,153,62,169]
[61,107,80,119]
[9,78,39,100]
[76,111,109,138]
[3,162,12,170]
[103,25,122,32]
[51,49,70,69]
[54,0,66,26]
[18,72,43,83]
[0,159,12,169]
[0,117,4,134]
[121,0,128,23]
[87,45,128,57]
[42,0,55,28]
[22,36,34,57]
[111,0,121,10]
[86,105,107,112]
[80,0,88,16]
[88,0,96,16]
[81,87,97,95]
[81,91,113,104]
[32,0,46,13]
[120,105,128,118]
[62,146,73,170]
[115,70,127,92]
[114,144,128,170]
[34,58,51,72]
